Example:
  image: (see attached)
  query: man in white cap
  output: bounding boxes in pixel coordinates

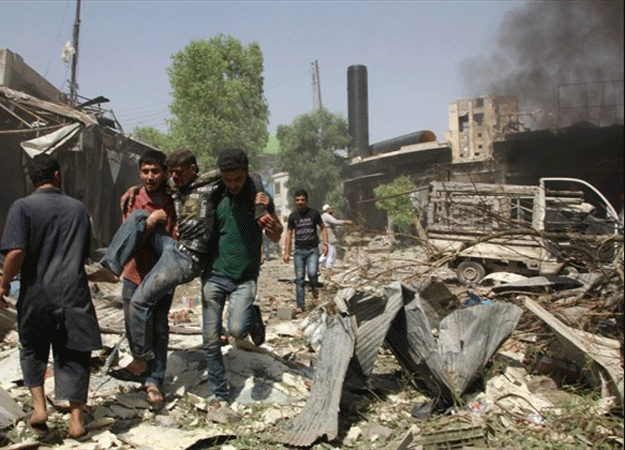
[320,204,353,269]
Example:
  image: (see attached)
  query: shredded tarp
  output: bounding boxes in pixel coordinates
[20,122,82,157]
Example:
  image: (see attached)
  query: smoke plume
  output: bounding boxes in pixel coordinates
[460,1,624,129]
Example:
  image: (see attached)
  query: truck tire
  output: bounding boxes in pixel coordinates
[456,260,486,285]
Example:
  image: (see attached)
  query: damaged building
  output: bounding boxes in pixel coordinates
[344,64,624,230]
[0,48,155,248]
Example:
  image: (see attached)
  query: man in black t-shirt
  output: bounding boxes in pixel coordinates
[283,189,328,314]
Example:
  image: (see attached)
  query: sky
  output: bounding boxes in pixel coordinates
[2,1,525,145]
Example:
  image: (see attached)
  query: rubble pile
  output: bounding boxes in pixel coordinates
[0,230,622,449]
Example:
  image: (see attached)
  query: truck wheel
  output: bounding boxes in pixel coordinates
[456,261,486,285]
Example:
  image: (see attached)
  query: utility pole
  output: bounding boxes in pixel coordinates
[70,0,81,105]
[311,60,322,111]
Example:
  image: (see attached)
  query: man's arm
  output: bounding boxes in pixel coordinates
[283,229,293,263]
[120,184,142,213]
[324,214,344,226]
[0,249,25,308]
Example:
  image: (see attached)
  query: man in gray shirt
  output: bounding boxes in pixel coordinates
[320,204,353,269]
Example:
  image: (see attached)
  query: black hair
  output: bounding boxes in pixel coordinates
[166,148,197,168]
[217,148,249,172]
[294,189,308,199]
[28,154,60,187]
[139,149,168,171]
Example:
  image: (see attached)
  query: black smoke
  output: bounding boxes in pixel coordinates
[460,1,624,129]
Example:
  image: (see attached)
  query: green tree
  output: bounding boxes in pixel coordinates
[373,176,417,230]
[131,126,173,152]
[276,108,350,210]
[167,35,269,170]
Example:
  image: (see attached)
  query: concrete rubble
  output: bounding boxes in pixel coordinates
[0,229,622,448]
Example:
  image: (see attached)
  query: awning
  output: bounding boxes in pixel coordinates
[20,122,83,158]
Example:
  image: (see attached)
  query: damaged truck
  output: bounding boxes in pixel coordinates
[426,177,621,284]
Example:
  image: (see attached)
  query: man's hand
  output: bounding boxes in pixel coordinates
[147,209,167,230]
[258,213,283,243]
[254,192,270,226]
[254,193,283,242]
[283,252,290,263]
[120,185,142,213]
[0,286,10,309]
[0,248,24,309]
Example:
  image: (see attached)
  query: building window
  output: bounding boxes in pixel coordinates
[477,133,482,138]
[475,97,484,108]
[274,182,281,195]
[459,114,469,132]
[474,113,484,125]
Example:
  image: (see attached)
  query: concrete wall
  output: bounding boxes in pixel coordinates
[445,95,518,163]
[0,48,66,103]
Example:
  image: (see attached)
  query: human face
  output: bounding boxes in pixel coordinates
[139,163,167,193]
[169,164,197,188]
[221,168,247,196]
[295,195,308,211]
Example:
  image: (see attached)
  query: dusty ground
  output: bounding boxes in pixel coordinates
[1,240,622,449]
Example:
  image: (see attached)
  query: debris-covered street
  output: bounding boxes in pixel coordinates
[0,229,622,449]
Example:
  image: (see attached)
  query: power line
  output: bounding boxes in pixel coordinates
[45,0,71,79]
[266,69,311,91]
[115,100,170,114]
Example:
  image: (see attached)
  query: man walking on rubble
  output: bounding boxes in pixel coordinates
[283,189,329,314]
[96,149,276,398]
[201,148,282,408]
[95,148,221,382]
[0,154,101,440]
[320,204,353,270]
[107,149,177,407]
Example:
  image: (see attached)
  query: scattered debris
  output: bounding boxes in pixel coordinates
[525,297,623,407]
[0,222,622,448]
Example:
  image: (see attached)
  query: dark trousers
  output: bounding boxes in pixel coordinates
[20,340,90,404]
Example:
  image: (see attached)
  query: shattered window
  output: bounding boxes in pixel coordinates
[459,114,469,132]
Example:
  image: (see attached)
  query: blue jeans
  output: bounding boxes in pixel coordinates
[294,247,319,309]
[101,210,204,360]
[129,240,203,359]
[201,271,257,400]
[122,279,173,389]
[100,210,168,276]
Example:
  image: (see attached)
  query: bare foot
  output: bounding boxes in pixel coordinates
[29,409,48,426]
[68,424,87,440]
[146,385,164,409]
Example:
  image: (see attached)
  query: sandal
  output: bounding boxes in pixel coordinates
[108,366,148,382]
[26,413,49,436]
[68,430,92,442]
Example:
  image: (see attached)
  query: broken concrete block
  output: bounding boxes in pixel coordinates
[184,392,207,411]
[0,385,24,429]
[276,306,294,320]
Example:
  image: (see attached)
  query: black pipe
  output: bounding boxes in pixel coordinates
[347,65,370,158]
[370,130,437,155]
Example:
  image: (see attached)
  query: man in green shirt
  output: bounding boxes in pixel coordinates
[201,148,282,404]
